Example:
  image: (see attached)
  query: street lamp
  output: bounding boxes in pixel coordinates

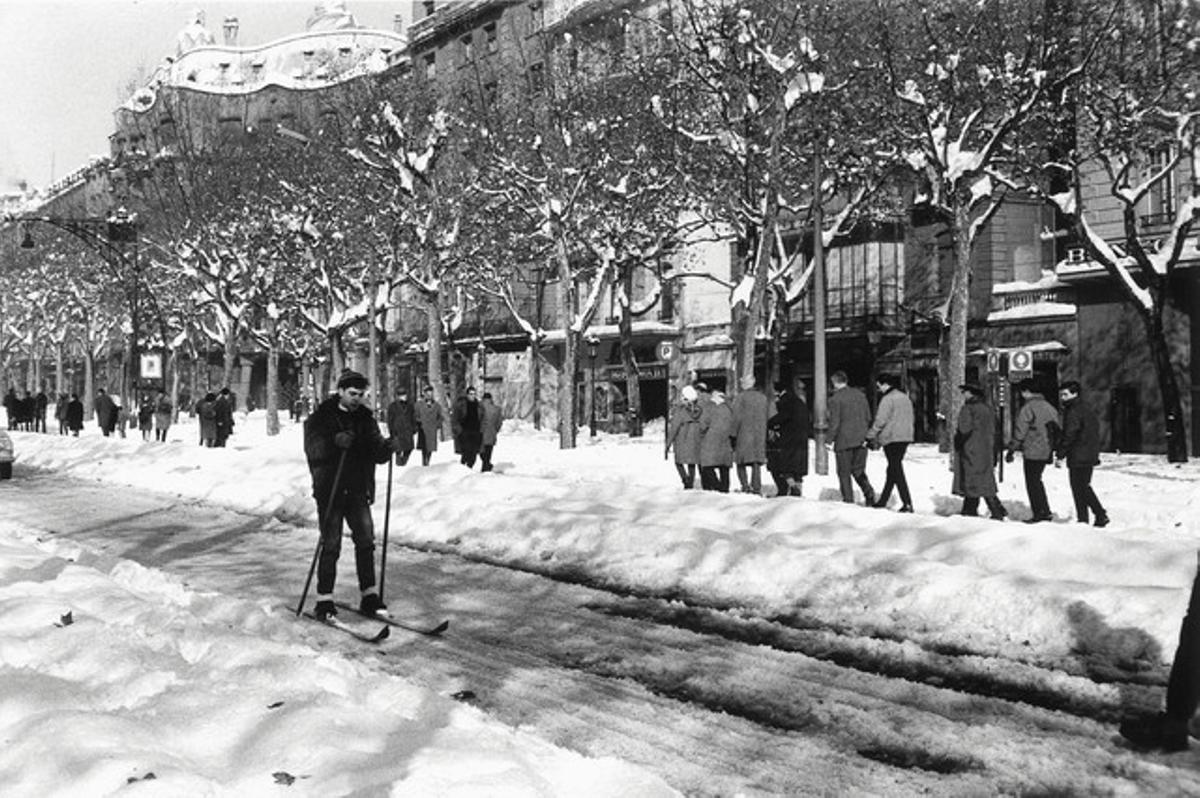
[8,208,141,405]
[586,335,599,437]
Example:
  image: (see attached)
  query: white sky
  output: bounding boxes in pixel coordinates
[0,1,409,192]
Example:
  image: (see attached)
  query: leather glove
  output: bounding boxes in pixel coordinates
[1004,450,1015,463]
[334,430,355,449]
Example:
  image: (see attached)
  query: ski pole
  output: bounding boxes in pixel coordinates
[379,455,394,603]
[296,448,348,616]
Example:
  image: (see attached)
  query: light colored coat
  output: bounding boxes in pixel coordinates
[730,388,769,464]
[481,401,503,445]
[866,388,914,446]
[667,400,702,465]
[0,429,13,463]
[416,399,444,452]
[699,399,734,467]
[1012,393,1059,462]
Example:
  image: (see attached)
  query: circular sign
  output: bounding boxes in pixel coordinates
[986,350,1001,373]
[657,341,674,361]
[1010,349,1032,372]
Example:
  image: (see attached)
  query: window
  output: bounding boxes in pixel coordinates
[527,62,544,95]
[460,32,474,63]
[483,22,497,53]
[421,0,435,18]
[423,51,436,80]
[1146,145,1176,223]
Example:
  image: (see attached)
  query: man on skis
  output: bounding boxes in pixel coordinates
[303,370,394,621]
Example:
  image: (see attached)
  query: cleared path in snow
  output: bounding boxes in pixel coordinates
[5,471,1198,796]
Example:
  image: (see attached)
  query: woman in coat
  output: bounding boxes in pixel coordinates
[154,392,173,442]
[66,394,84,436]
[196,393,218,447]
[767,377,811,497]
[666,385,703,488]
[699,389,734,492]
[415,385,444,466]
[952,383,1007,520]
[138,395,155,440]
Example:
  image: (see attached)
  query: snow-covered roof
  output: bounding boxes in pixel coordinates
[987,302,1076,323]
[124,29,406,108]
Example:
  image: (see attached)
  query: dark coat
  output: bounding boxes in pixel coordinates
[452,397,483,455]
[730,388,769,464]
[386,399,416,454]
[138,400,155,430]
[1058,398,1101,467]
[66,399,84,431]
[214,395,235,438]
[303,396,391,503]
[197,399,218,441]
[827,386,871,451]
[953,395,999,498]
[767,390,810,477]
[667,400,702,465]
[94,393,117,431]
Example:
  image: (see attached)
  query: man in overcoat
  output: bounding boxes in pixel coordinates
[826,370,875,505]
[730,374,769,495]
[385,387,416,466]
[766,377,810,497]
[953,383,1008,520]
[415,385,444,466]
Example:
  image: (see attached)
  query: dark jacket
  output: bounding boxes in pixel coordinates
[303,396,391,503]
[481,400,503,446]
[953,395,999,498]
[452,397,483,455]
[1058,397,1101,467]
[94,393,117,431]
[66,399,85,431]
[767,390,810,477]
[386,399,416,454]
[730,388,769,464]
[667,400,703,465]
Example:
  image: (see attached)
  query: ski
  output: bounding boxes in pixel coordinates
[302,611,391,643]
[334,602,449,636]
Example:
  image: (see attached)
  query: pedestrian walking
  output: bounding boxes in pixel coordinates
[952,383,1008,520]
[666,385,703,489]
[302,370,394,622]
[214,387,235,447]
[94,389,117,437]
[66,394,84,436]
[452,387,483,469]
[1055,380,1109,527]
[385,387,416,466]
[766,376,810,498]
[154,391,173,442]
[138,395,155,441]
[826,370,875,505]
[415,385,443,466]
[1006,378,1060,523]
[730,374,769,495]
[55,394,70,435]
[699,387,734,492]
[866,373,914,512]
[0,427,12,480]
[34,390,48,433]
[196,392,218,447]
[115,399,129,438]
[479,392,503,472]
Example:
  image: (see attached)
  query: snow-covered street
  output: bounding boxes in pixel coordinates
[2,412,1200,795]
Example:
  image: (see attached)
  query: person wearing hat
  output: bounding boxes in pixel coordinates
[952,382,1008,520]
[303,369,395,621]
[1006,378,1060,523]
[865,373,914,512]
[698,387,734,492]
[385,386,416,466]
[730,373,769,495]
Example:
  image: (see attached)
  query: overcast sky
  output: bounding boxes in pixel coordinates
[0,1,409,193]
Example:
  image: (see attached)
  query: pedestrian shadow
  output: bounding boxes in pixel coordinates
[1065,600,1168,718]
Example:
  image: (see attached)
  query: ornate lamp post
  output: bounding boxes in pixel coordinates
[10,208,141,405]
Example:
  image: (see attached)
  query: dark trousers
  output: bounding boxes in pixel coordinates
[700,465,730,492]
[460,449,478,468]
[1023,459,1051,518]
[835,447,873,503]
[480,444,495,472]
[1167,562,1200,721]
[769,470,802,497]
[1068,465,1106,523]
[315,492,377,597]
[394,448,412,466]
[877,443,912,506]
[0,461,11,480]
[675,463,696,489]
[961,495,1007,519]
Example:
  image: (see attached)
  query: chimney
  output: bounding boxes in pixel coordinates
[223,16,239,46]
[394,13,405,33]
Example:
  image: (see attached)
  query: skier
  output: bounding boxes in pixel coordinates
[303,370,393,621]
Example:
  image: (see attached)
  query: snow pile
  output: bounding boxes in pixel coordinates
[0,520,674,797]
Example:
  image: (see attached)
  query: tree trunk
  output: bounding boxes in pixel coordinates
[1144,306,1189,462]
[266,344,280,436]
[84,352,95,416]
[618,268,642,437]
[328,331,345,394]
[422,296,452,439]
[939,206,973,453]
[222,328,237,391]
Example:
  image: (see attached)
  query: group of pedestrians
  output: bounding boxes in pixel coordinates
[385,384,503,472]
[3,388,48,432]
[194,388,236,447]
[666,370,1110,526]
